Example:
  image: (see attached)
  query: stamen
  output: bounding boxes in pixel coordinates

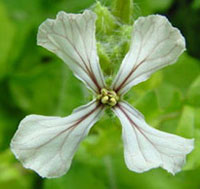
[97,88,119,107]
[101,96,109,104]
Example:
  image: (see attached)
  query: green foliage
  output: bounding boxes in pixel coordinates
[177,105,195,138]
[192,0,200,9]
[134,0,173,16]
[9,60,84,115]
[44,163,107,189]
[134,90,160,124]
[163,53,200,93]
[187,75,200,107]
[184,129,200,171]
[0,3,16,80]
[0,150,34,189]
[0,108,19,151]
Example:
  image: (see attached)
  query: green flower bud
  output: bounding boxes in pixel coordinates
[93,1,116,34]
[112,0,133,24]
[97,42,112,75]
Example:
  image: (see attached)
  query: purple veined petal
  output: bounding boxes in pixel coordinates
[37,10,105,94]
[112,101,194,174]
[11,100,104,178]
[111,15,186,95]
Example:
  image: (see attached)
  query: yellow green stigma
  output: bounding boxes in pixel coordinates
[97,88,119,107]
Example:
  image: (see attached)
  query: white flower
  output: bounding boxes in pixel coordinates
[10,10,194,178]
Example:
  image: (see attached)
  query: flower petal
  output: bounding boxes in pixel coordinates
[113,101,194,174]
[11,100,104,178]
[37,10,105,94]
[112,15,186,95]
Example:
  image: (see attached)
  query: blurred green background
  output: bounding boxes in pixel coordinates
[0,0,200,188]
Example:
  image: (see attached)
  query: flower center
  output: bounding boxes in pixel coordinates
[97,88,119,107]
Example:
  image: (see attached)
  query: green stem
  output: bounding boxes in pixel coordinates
[104,156,117,189]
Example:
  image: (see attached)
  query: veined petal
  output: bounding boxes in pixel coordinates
[37,10,105,94]
[112,101,194,174]
[11,100,104,178]
[112,15,186,95]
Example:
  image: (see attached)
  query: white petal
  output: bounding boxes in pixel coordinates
[113,101,194,174]
[112,15,186,95]
[11,100,104,178]
[37,10,105,94]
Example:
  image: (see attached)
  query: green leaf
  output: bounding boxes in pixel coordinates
[187,75,200,107]
[156,82,182,112]
[192,0,200,9]
[125,72,163,115]
[163,53,200,94]
[176,105,195,138]
[84,115,121,157]
[112,150,197,189]
[156,83,176,109]
[183,129,200,170]
[0,150,33,189]
[0,108,20,151]
[56,0,95,13]
[129,71,163,98]
[0,2,16,80]
[134,0,173,16]
[158,116,179,134]
[9,61,84,115]
[9,37,84,115]
[133,90,160,125]
[195,108,200,129]
[44,162,107,189]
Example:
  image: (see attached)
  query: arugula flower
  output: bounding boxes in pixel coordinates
[11,10,194,178]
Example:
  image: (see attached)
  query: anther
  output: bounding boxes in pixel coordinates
[109,98,117,106]
[101,88,108,96]
[98,88,119,107]
[101,96,109,104]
